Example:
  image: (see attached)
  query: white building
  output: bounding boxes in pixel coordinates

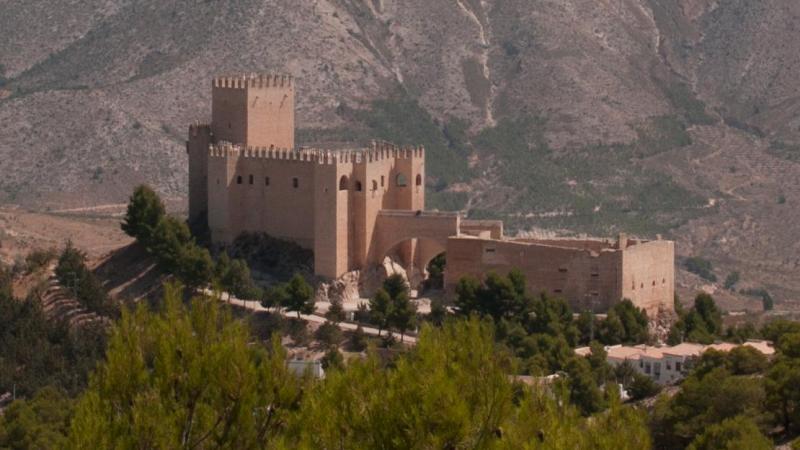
[576,340,775,385]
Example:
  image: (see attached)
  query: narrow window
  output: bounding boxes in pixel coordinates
[236,176,242,184]
[485,248,496,253]
[372,180,378,191]
[415,174,422,186]
[396,173,407,187]
[265,177,270,186]
[381,175,385,187]
[339,175,348,191]
[554,289,563,294]
[248,174,254,185]
[293,177,299,188]
[558,268,568,273]
[591,273,600,277]
[355,181,362,192]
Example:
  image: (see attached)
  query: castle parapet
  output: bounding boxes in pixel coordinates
[207,141,425,165]
[212,73,293,89]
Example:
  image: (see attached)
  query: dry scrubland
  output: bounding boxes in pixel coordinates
[1,0,800,305]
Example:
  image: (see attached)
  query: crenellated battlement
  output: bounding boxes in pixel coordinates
[189,122,212,137]
[207,141,425,165]
[212,73,293,89]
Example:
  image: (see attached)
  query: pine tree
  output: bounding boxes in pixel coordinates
[120,185,165,246]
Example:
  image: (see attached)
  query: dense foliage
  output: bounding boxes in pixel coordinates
[121,184,260,295]
[65,284,651,449]
[55,242,117,316]
[0,266,107,398]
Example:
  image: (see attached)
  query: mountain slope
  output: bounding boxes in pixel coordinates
[1,0,798,305]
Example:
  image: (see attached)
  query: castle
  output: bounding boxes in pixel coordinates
[187,73,674,315]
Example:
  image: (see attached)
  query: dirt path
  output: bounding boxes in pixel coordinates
[219,294,418,344]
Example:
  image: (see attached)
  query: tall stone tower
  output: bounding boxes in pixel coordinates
[211,74,294,148]
[187,74,295,222]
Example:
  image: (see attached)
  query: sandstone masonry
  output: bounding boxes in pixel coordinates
[187,73,674,315]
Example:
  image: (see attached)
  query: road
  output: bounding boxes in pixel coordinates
[215,293,418,344]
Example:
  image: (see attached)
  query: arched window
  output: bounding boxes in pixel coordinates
[355,181,363,192]
[415,174,422,186]
[339,175,348,191]
[248,174,254,185]
[396,173,408,187]
[293,177,299,188]
[236,175,242,184]
[372,180,378,191]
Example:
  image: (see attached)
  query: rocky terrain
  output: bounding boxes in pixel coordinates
[1,0,799,307]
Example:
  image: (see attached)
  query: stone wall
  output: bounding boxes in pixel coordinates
[445,236,673,315]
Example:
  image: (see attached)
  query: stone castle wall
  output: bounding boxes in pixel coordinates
[445,236,674,316]
[187,73,675,315]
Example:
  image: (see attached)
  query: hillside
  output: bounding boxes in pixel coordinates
[0,0,799,304]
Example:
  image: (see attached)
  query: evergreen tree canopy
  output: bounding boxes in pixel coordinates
[121,185,165,246]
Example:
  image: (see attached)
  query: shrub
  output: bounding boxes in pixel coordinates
[315,321,343,348]
[684,257,717,282]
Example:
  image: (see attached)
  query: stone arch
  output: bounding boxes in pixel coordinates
[355,180,363,192]
[339,175,349,190]
[379,237,447,292]
[396,173,408,187]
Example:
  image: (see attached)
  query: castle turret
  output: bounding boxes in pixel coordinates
[187,123,212,222]
[211,74,294,148]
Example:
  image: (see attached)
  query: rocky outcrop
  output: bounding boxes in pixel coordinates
[316,257,413,304]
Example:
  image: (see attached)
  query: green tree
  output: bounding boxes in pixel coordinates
[150,215,192,272]
[687,415,771,450]
[383,274,408,301]
[350,325,369,352]
[369,288,393,336]
[320,347,344,371]
[694,293,723,336]
[121,185,165,246]
[325,297,345,324]
[564,357,605,416]
[175,244,214,290]
[0,387,74,450]
[315,321,343,348]
[764,357,800,430]
[281,273,315,319]
[68,283,304,449]
[652,367,767,447]
[388,291,418,342]
[222,257,255,299]
[728,346,768,375]
[723,271,740,291]
[627,372,661,400]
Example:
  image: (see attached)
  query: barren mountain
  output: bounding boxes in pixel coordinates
[1,0,798,306]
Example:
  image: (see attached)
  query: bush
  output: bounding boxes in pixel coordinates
[350,325,368,352]
[684,257,717,282]
[628,372,661,401]
[24,248,57,274]
[723,271,740,290]
[315,321,343,348]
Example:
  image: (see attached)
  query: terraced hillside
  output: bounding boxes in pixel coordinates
[1,0,799,305]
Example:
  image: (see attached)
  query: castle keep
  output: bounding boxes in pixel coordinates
[187,73,674,315]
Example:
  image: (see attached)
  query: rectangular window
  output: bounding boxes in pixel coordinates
[558,268,568,273]
[248,174,254,185]
[591,273,600,277]
[292,177,299,188]
[381,175,385,187]
[485,248,496,253]
[676,362,682,372]
[645,363,651,374]
[554,289,563,294]
[265,177,270,186]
